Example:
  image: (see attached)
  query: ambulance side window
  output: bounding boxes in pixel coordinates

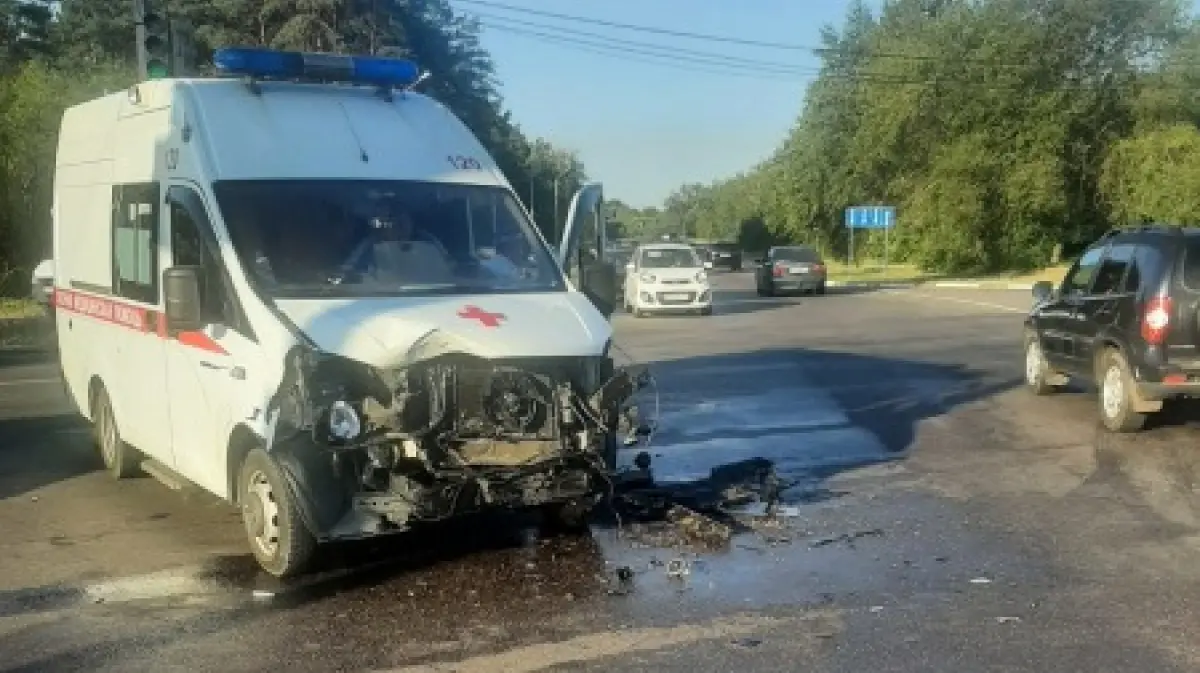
[168,191,230,328]
[111,183,160,304]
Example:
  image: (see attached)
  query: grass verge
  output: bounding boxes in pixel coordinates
[826,261,1071,286]
[0,299,52,349]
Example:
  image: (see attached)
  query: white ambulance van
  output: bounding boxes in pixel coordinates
[52,47,631,577]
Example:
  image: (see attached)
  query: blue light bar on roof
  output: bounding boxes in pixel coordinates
[212,47,421,88]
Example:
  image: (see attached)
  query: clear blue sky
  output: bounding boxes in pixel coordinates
[456,0,873,209]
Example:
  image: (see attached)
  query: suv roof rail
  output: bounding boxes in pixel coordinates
[1109,222,1190,236]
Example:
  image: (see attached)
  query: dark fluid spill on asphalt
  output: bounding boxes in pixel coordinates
[0,349,983,632]
[182,351,924,627]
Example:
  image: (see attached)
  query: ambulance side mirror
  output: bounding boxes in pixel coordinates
[164,266,203,333]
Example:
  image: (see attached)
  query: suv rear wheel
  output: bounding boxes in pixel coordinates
[1097,349,1147,433]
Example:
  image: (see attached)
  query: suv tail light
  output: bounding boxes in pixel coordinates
[812,263,826,274]
[772,263,785,278]
[1142,296,1172,345]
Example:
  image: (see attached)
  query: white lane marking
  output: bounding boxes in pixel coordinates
[0,378,58,387]
[883,290,1026,314]
[83,568,221,604]
[381,614,790,673]
[930,281,981,288]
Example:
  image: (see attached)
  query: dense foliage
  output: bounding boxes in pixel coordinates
[0,0,585,294]
[645,0,1200,273]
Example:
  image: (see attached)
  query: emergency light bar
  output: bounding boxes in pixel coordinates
[212,47,421,88]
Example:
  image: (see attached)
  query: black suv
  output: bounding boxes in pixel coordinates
[1024,224,1200,432]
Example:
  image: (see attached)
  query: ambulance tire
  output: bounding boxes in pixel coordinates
[238,448,317,579]
[92,385,141,479]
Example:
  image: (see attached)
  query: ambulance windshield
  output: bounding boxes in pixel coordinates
[214,180,565,298]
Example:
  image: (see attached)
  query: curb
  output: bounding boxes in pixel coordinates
[826,281,916,289]
[929,281,1035,291]
[827,280,1034,291]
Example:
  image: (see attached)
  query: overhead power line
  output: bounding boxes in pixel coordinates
[472,11,820,74]
[459,1,1194,92]
[477,13,818,75]
[453,0,1034,67]
[481,20,1180,93]
[455,0,816,52]
[482,22,818,81]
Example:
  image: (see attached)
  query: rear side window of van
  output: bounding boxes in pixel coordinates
[111,183,160,304]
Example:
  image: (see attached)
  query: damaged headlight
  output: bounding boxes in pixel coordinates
[328,400,362,441]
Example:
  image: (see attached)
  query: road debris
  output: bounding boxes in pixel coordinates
[665,558,690,579]
[612,457,778,520]
[809,529,885,549]
[666,505,732,548]
[608,456,800,551]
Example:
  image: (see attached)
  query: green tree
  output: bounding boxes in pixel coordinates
[661,0,1195,274]
[1101,124,1200,224]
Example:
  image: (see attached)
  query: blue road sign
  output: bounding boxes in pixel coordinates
[844,206,896,229]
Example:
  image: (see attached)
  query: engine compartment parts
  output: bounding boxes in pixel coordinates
[265,348,649,559]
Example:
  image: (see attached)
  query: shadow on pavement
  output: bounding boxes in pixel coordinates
[0,414,94,502]
[635,345,1015,458]
[0,348,53,370]
[708,286,892,318]
[0,514,612,673]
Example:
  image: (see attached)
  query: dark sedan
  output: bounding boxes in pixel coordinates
[707,242,743,271]
[754,245,827,296]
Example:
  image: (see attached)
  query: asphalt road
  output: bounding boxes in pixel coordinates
[4,273,1200,672]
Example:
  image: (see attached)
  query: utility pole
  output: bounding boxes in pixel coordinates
[169,17,197,77]
[529,177,539,235]
[134,0,147,80]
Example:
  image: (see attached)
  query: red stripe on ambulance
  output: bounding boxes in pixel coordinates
[54,288,150,332]
[54,287,228,355]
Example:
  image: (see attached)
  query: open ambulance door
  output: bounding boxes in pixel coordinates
[556,182,617,319]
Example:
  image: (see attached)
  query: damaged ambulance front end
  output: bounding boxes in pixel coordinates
[236,182,633,577]
[265,331,645,548]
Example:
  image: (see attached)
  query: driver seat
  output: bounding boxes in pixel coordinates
[366,239,454,285]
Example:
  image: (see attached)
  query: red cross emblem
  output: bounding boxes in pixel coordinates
[457,305,506,327]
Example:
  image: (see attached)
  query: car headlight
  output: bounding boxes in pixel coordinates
[328,400,362,441]
[694,270,708,284]
[640,272,657,283]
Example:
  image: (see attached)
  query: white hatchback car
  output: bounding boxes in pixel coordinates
[623,243,713,317]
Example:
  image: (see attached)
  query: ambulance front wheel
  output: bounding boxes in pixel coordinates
[238,448,316,578]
